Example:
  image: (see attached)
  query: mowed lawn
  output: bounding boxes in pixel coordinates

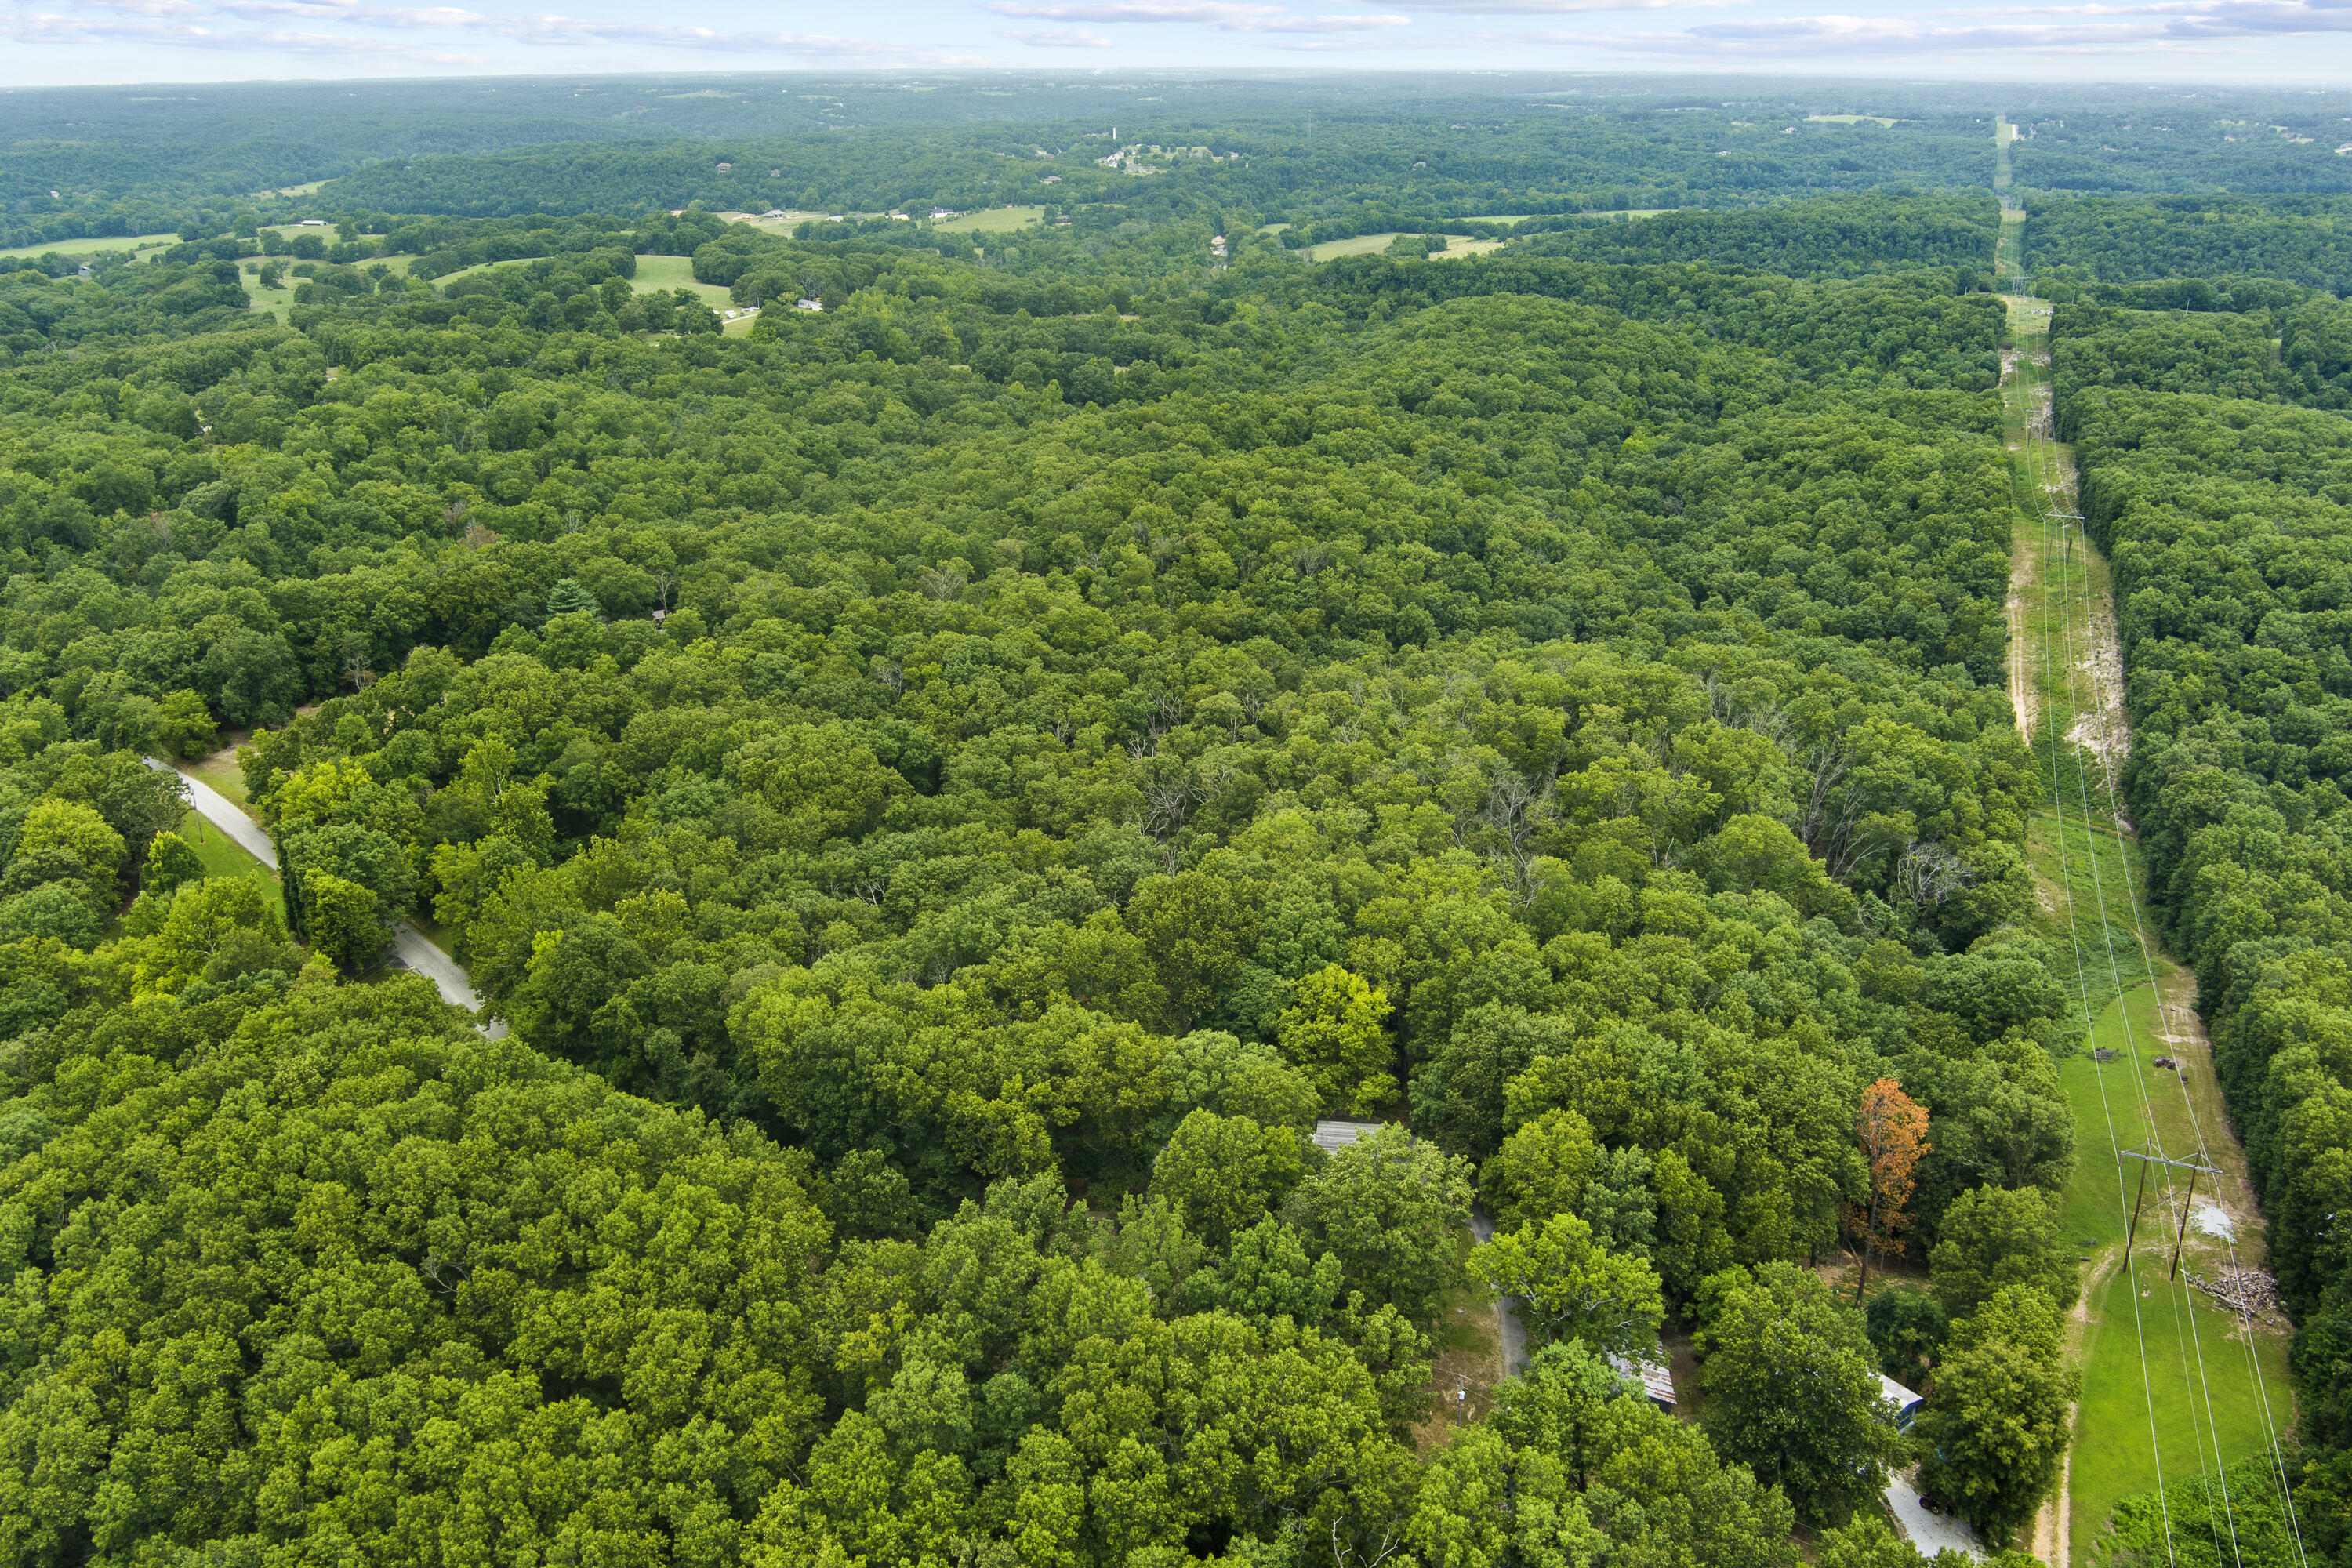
[238,267,293,323]
[630,254,734,309]
[0,231,180,261]
[931,206,1044,233]
[2058,984,2297,1564]
[1465,210,1673,223]
[173,808,285,924]
[1304,233,1509,263]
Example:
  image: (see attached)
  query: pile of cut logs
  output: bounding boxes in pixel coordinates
[2185,1266,2282,1323]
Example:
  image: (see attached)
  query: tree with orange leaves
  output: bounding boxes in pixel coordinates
[1850,1077,1930,1304]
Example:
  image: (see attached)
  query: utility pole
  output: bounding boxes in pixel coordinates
[2126,1154,2152,1247]
[2120,1148,2221,1276]
[2170,1164,2198,1280]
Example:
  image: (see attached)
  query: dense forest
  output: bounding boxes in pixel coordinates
[0,68,2346,1568]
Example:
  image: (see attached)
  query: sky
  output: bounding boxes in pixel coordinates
[13,0,2352,85]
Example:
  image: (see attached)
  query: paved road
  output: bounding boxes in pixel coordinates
[391,921,506,1039]
[147,757,504,1037]
[1469,1205,1530,1378]
[152,758,276,866]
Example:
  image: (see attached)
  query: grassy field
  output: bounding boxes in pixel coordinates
[933,206,1044,234]
[173,808,285,923]
[2059,986,2296,1566]
[630,254,734,308]
[0,231,180,261]
[415,256,542,285]
[238,267,294,324]
[2002,207,2300,1565]
[1413,1230,1504,1457]
[1304,232,1508,263]
[185,747,252,810]
[717,209,837,230]
[1465,210,1672,223]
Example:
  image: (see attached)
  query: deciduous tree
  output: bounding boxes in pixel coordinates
[1470,1211,1664,1362]
[1700,1261,1903,1526]
[1851,1076,1930,1302]
[1916,1284,2078,1546]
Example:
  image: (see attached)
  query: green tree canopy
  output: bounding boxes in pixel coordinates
[1699,1261,1904,1526]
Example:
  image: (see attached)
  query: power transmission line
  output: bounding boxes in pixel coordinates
[2016,261,2180,1568]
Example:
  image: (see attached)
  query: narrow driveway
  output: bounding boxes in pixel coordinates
[392,922,507,1038]
[146,757,503,1037]
[1888,1470,1984,1559]
[1469,1205,1529,1378]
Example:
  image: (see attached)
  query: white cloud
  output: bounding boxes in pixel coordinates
[6,0,985,59]
[1372,0,1742,13]
[999,22,1118,40]
[2,7,426,48]
[1457,0,2352,55]
[986,0,1408,30]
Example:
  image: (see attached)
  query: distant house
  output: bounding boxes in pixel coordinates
[716,162,734,172]
[796,298,823,312]
[1878,1372,1926,1431]
[1311,1120,1385,1155]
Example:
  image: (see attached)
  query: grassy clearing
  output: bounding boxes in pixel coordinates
[0,231,180,261]
[416,255,544,285]
[2060,986,2296,1566]
[1806,114,1900,127]
[1303,233,1508,263]
[186,748,252,811]
[1306,233,1410,261]
[718,210,840,231]
[2005,288,2147,1012]
[405,252,755,327]
[175,808,285,923]
[932,206,1044,234]
[238,268,294,324]
[1467,210,1671,223]
[630,254,734,308]
[1414,1258,1504,1457]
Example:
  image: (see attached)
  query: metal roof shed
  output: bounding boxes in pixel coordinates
[1607,1349,1679,1410]
[1312,1120,1387,1155]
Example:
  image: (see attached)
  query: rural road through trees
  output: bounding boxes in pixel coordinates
[146,757,506,1038]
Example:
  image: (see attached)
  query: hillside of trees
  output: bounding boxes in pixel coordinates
[9,72,2352,1568]
[2027,194,2352,294]
[0,143,2116,1564]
